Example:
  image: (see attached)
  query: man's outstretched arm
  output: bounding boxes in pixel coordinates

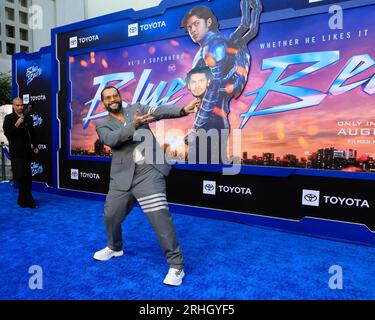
[242,0,262,44]
[95,121,136,148]
[229,0,262,45]
[138,99,201,120]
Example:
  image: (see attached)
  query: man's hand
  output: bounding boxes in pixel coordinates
[15,116,24,128]
[182,98,201,115]
[133,111,157,129]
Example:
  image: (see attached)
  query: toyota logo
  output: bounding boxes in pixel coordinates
[304,194,317,202]
[205,184,215,191]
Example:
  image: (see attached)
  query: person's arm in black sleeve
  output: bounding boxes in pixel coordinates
[3,114,20,140]
[26,115,37,151]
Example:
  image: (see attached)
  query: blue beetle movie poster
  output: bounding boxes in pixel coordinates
[68,0,374,172]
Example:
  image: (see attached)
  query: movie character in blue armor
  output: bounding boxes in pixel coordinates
[182,0,262,163]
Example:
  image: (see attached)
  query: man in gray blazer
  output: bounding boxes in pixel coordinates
[94,86,200,286]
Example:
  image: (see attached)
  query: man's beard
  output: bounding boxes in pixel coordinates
[192,92,205,100]
[105,101,122,114]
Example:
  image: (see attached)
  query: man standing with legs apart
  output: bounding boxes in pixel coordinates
[94,86,200,286]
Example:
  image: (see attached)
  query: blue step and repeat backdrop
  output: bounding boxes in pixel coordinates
[12,47,53,187]
[13,0,375,244]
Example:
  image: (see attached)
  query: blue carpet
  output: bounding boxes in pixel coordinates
[0,182,374,300]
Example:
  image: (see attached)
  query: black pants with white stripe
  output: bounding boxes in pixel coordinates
[104,163,184,269]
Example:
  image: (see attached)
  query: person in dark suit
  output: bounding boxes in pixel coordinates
[94,86,200,286]
[3,97,39,208]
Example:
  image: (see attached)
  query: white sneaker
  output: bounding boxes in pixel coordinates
[93,246,123,261]
[163,268,185,286]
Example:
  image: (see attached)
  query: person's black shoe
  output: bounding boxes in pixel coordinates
[19,203,38,209]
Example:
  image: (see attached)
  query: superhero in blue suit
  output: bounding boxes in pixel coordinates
[182,0,262,162]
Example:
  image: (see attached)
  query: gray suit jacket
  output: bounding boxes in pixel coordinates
[96,103,184,191]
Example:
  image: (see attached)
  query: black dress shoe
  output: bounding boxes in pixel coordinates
[19,203,38,209]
